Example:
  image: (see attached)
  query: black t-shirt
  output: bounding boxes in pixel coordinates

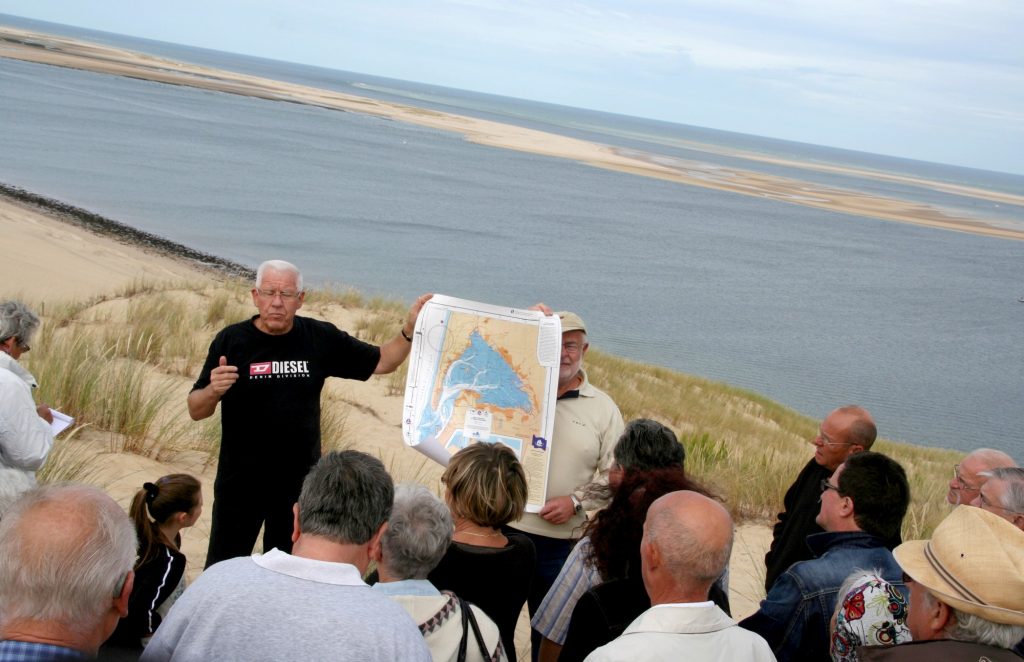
[427,533,536,659]
[192,315,380,480]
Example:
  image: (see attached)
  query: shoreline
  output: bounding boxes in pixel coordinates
[2,25,1022,241]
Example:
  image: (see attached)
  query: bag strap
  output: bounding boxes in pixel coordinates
[456,594,470,662]
[460,597,493,661]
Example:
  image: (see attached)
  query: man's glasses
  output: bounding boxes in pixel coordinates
[562,341,583,355]
[813,430,854,448]
[952,464,979,492]
[820,479,841,494]
[255,288,301,300]
[978,490,1022,515]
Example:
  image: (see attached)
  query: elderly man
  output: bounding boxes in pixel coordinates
[142,451,430,661]
[189,259,430,566]
[855,506,1024,660]
[510,310,625,659]
[947,447,1016,506]
[0,300,54,513]
[763,405,876,591]
[741,450,910,662]
[583,491,774,662]
[0,485,137,660]
[971,466,1024,531]
[373,484,506,662]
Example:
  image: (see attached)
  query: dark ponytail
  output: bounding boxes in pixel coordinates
[129,474,201,567]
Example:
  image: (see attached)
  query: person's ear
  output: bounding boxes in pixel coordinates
[291,503,301,544]
[368,522,388,562]
[931,597,953,634]
[115,571,134,617]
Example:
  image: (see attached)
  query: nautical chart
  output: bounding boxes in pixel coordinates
[402,295,561,511]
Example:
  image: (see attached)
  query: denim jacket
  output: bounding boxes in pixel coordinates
[740,531,904,662]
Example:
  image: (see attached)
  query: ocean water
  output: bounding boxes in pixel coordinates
[1,16,1022,458]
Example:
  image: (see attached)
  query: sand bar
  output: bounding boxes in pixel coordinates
[2,26,1022,241]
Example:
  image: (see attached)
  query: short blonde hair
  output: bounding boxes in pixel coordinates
[442,443,527,528]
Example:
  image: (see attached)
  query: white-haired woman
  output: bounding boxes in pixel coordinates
[374,483,507,662]
[0,300,54,516]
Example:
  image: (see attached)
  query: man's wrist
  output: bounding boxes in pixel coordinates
[400,327,413,342]
[569,494,583,514]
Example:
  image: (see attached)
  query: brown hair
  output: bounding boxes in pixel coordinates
[129,474,201,567]
[442,443,527,528]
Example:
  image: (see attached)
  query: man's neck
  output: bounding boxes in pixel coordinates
[557,372,583,398]
[0,621,96,656]
[291,535,369,573]
[646,582,712,607]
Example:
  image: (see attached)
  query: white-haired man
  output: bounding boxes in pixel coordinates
[188,259,431,566]
[856,506,1024,660]
[583,491,773,661]
[947,447,1016,506]
[143,451,430,661]
[0,485,137,659]
[972,466,1024,531]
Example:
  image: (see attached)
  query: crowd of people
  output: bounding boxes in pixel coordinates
[1,260,1023,662]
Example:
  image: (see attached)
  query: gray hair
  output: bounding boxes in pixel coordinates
[980,467,1024,513]
[921,588,1024,649]
[381,484,453,580]
[0,300,40,349]
[645,502,733,584]
[255,259,303,292]
[613,419,685,472]
[298,451,393,545]
[0,484,137,635]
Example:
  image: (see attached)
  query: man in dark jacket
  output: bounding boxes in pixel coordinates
[763,405,876,591]
[741,451,910,662]
[857,505,1024,661]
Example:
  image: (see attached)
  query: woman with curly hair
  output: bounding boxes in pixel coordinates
[533,419,727,662]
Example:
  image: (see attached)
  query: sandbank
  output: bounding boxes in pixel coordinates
[2,25,1021,241]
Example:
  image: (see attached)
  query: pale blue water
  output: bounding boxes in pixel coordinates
[1,16,1022,458]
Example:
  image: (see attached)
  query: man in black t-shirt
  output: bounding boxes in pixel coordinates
[189,259,430,567]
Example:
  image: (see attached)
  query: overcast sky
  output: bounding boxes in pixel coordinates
[3,0,1022,174]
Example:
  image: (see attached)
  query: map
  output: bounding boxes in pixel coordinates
[402,295,561,512]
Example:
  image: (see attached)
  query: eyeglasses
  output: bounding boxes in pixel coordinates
[952,464,979,492]
[562,341,584,354]
[1,336,29,352]
[978,490,1023,515]
[815,430,854,448]
[255,288,302,300]
[820,479,841,494]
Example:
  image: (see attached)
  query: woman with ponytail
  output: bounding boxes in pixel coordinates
[106,473,202,650]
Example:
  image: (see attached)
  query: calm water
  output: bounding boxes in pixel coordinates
[1,16,1022,457]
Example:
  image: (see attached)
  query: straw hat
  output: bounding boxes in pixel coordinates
[893,505,1024,626]
[556,311,587,334]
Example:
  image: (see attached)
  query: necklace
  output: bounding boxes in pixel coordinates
[458,529,502,538]
[455,522,502,538]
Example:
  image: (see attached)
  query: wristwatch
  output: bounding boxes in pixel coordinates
[569,494,583,514]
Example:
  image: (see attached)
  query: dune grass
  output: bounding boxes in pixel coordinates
[24,279,962,540]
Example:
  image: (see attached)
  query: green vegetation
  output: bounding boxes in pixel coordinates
[25,279,962,540]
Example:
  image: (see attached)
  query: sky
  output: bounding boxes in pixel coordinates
[2,0,1023,174]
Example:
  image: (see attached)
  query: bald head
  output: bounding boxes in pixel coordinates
[948,448,1017,506]
[641,491,733,604]
[0,485,136,651]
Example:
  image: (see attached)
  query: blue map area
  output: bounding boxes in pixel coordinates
[418,328,533,443]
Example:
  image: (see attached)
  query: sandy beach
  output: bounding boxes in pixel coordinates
[2,25,1022,241]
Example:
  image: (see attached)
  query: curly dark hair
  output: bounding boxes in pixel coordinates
[585,467,716,581]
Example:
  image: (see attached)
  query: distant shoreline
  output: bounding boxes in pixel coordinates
[2,25,1022,241]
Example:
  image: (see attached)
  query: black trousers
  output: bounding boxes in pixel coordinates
[204,466,307,568]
